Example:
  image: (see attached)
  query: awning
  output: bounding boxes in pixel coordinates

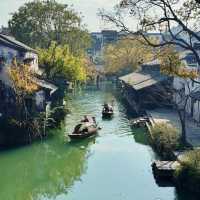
[31,77,58,95]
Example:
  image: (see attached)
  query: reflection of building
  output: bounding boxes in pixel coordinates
[0,34,57,116]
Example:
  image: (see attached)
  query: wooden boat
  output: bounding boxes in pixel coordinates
[69,116,98,139]
[102,104,114,118]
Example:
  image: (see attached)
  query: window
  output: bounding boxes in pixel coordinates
[18,51,25,58]
[187,54,196,64]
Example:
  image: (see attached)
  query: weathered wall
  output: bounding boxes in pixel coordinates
[0,44,38,86]
[121,84,140,114]
[24,51,39,72]
[0,44,19,86]
[35,90,46,111]
[173,77,200,123]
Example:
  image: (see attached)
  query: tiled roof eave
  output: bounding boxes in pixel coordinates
[119,72,167,90]
[0,34,37,54]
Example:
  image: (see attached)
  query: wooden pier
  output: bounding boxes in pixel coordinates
[130,116,150,128]
[152,161,180,180]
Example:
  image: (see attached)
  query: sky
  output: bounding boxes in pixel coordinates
[0,0,121,32]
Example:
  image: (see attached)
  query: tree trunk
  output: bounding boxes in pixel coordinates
[178,109,187,145]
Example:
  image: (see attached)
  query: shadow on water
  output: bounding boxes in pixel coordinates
[131,127,150,146]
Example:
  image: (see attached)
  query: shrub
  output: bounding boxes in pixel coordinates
[50,106,69,127]
[175,150,200,194]
[151,122,179,159]
[0,117,44,148]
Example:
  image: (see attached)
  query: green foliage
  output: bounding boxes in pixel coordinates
[103,37,153,76]
[50,106,69,127]
[0,117,44,147]
[8,0,91,54]
[8,60,39,120]
[151,122,180,159]
[38,42,88,82]
[9,60,38,95]
[158,46,198,79]
[175,149,200,194]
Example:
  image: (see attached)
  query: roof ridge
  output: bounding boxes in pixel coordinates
[0,34,36,53]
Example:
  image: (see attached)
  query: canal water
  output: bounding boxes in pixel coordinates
[0,85,196,200]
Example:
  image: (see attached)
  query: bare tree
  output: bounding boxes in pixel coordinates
[169,77,200,145]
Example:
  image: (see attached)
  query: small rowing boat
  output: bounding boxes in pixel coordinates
[102,103,114,118]
[69,116,98,139]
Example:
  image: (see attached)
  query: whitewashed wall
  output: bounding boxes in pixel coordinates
[173,76,200,123]
[24,51,38,72]
[0,44,19,86]
[0,44,38,86]
[35,90,45,111]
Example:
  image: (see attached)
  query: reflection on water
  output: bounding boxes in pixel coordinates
[0,130,94,200]
[0,84,198,200]
[132,127,150,146]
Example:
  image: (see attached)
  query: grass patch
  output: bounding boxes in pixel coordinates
[175,149,200,194]
[151,122,180,159]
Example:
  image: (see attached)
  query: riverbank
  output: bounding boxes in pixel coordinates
[143,108,200,195]
[146,108,200,147]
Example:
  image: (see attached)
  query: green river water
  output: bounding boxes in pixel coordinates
[0,85,197,200]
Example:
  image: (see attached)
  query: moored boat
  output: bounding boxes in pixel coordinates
[69,116,98,139]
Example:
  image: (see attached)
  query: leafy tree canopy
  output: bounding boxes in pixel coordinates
[158,46,198,79]
[9,0,91,54]
[103,37,153,76]
[38,42,91,82]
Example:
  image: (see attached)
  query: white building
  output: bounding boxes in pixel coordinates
[173,50,200,123]
[0,34,39,85]
[0,34,57,113]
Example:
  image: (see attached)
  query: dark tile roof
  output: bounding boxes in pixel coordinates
[119,58,169,91]
[119,71,167,90]
[0,34,37,53]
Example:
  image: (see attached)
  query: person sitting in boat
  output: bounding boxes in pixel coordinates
[92,117,96,124]
[81,115,89,123]
[104,103,113,112]
[82,127,88,134]
[109,105,113,112]
[103,103,110,112]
